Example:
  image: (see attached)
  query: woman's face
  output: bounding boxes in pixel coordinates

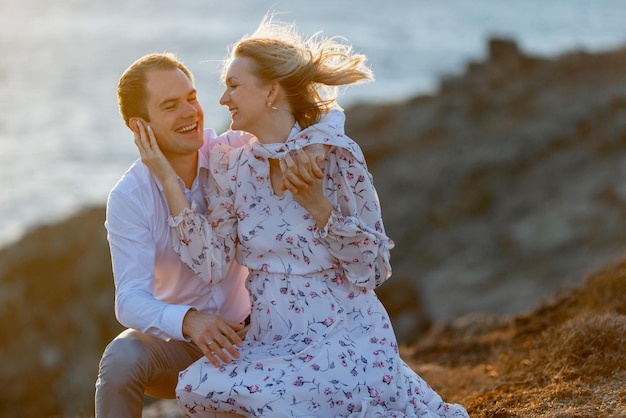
[219,56,271,135]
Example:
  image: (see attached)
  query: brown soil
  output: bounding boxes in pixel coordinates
[404,257,626,417]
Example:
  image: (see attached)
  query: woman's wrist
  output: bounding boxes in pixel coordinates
[159,175,192,215]
[311,200,333,229]
[160,175,181,192]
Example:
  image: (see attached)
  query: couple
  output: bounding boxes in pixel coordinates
[96,17,469,418]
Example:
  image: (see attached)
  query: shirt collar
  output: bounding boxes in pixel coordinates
[151,150,207,192]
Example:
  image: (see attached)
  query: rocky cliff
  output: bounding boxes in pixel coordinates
[0,207,122,417]
[2,38,626,417]
[351,38,626,339]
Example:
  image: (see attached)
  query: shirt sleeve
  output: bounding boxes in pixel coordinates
[106,189,193,341]
[315,143,395,290]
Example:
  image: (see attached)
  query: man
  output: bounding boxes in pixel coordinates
[95,53,252,418]
[96,52,327,418]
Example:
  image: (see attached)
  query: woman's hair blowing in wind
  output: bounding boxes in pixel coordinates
[222,15,373,128]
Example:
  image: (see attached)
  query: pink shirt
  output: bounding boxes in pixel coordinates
[105,129,252,341]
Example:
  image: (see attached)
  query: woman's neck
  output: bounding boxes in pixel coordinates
[255,114,296,144]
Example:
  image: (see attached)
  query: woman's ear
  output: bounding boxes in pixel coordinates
[267,81,281,104]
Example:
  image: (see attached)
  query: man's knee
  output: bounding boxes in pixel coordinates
[97,330,151,387]
[95,330,154,418]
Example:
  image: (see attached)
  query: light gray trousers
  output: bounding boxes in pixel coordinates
[94,328,207,418]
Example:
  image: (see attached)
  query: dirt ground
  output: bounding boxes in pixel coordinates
[404,257,626,417]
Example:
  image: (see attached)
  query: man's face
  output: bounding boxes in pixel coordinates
[141,68,205,158]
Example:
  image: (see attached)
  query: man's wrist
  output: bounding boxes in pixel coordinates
[181,307,198,339]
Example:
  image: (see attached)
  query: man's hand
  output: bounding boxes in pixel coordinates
[182,309,245,367]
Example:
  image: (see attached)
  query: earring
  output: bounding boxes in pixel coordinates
[267,102,278,111]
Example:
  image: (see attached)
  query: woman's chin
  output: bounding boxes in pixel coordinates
[229,118,241,131]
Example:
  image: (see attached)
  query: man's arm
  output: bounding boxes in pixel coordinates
[106,187,191,340]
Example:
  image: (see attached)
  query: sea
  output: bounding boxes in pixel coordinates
[1,0,625,248]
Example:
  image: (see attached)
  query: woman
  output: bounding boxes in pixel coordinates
[137,17,469,418]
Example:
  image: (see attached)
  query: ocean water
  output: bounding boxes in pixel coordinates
[0,0,625,248]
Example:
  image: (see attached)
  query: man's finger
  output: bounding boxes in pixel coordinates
[204,345,221,367]
[211,330,242,360]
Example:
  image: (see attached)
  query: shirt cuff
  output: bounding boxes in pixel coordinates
[163,304,197,341]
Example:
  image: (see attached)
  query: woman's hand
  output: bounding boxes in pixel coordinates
[279,144,327,192]
[280,148,333,228]
[134,121,176,183]
[134,120,192,216]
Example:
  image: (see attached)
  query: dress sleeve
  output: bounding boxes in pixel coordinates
[168,142,239,285]
[315,143,395,290]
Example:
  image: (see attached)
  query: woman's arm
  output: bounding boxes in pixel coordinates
[285,140,394,290]
[323,145,394,289]
[134,121,191,216]
[134,121,235,284]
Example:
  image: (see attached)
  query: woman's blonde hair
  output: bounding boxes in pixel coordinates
[222,15,373,128]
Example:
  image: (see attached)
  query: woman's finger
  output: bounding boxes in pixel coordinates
[136,121,149,149]
[133,123,142,150]
[292,149,316,184]
[135,122,156,163]
[279,158,296,192]
[283,151,314,186]
[305,144,328,179]
[280,155,307,191]
[310,154,324,180]
[133,132,141,151]
[147,124,157,149]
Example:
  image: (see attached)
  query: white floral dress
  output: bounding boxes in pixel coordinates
[171,112,469,418]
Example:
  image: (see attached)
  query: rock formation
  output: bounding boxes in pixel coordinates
[350,38,626,339]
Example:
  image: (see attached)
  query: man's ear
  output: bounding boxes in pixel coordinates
[129,117,148,134]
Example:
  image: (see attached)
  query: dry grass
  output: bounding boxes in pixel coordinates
[404,257,626,417]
